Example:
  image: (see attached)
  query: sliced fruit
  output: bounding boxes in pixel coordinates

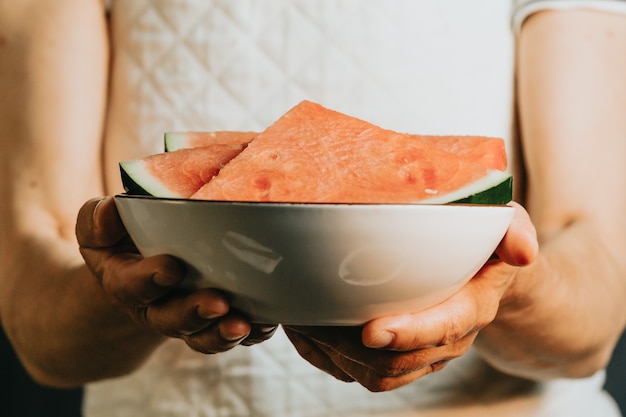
[165,131,507,172]
[120,144,246,198]
[191,100,510,204]
[122,101,511,205]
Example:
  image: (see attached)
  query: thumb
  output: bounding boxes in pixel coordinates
[494,202,538,266]
[76,196,128,249]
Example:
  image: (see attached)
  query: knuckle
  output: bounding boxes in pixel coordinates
[428,358,452,374]
[438,322,467,346]
[107,282,148,308]
[438,304,485,346]
[126,306,155,333]
[377,352,426,378]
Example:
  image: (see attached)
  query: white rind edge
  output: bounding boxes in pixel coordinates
[164,132,201,152]
[418,170,511,204]
[120,160,182,198]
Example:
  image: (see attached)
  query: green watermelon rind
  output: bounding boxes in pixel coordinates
[449,175,512,205]
[164,132,190,152]
[119,160,184,199]
[419,170,512,205]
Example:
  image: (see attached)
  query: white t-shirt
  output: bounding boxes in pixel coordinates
[89,1,625,416]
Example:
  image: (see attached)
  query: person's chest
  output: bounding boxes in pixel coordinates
[102,0,516,194]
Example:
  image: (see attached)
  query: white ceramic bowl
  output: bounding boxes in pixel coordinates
[114,195,513,325]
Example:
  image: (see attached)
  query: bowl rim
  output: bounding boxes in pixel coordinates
[114,193,513,209]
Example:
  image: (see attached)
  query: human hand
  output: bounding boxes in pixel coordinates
[284,202,538,392]
[76,196,277,354]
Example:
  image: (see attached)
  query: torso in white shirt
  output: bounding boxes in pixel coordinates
[88,1,620,416]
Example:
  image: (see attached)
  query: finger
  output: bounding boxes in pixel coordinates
[290,325,470,373]
[287,326,404,371]
[141,288,230,336]
[283,328,355,383]
[494,202,538,266]
[362,284,492,351]
[76,196,128,248]
[183,314,252,354]
[240,324,278,346]
[80,245,185,306]
[286,326,472,391]
[314,341,427,391]
[313,337,464,392]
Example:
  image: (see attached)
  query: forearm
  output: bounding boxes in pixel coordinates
[475,9,626,379]
[477,221,625,379]
[3,235,165,387]
[0,0,163,386]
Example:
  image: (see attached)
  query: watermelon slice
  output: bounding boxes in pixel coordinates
[165,131,506,172]
[120,144,246,198]
[120,101,512,204]
[190,101,511,204]
[161,130,511,204]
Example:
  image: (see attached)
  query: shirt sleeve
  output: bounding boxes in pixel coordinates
[513,0,626,32]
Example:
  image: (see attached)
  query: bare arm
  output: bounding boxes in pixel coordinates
[474,9,626,379]
[0,0,275,387]
[0,0,165,386]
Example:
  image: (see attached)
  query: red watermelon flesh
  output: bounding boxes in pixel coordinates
[190,100,508,204]
[120,144,246,198]
[410,135,507,172]
[164,131,507,173]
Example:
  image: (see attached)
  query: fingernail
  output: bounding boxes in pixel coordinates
[366,331,394,348]
[222,331,248,342]
[92,197,107,224]
[152,272,180,287]
[258,325,277,334]
[196,305,227,320]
